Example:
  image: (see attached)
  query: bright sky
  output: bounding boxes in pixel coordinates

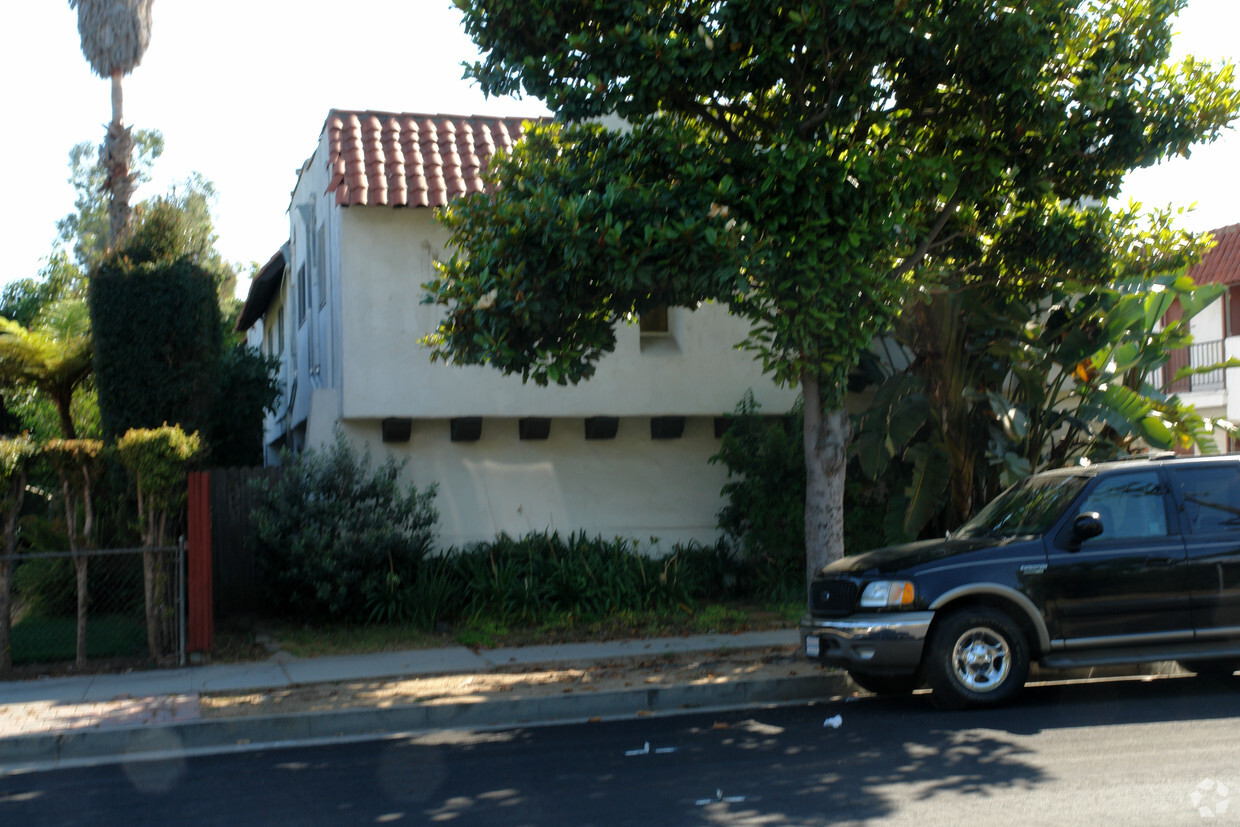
[2,1,1237,298]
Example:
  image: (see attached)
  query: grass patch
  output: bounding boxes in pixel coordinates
[12,614,146,664]
[455,621,510,650]
[268,623,453,659]
[224,601,800,661]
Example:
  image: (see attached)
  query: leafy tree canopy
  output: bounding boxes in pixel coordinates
[429,0,1240,575]
[56,129,164,273]
[92,195,278,462]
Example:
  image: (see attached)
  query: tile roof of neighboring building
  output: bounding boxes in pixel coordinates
[1188,224,1240,286]
[323,110,539,208]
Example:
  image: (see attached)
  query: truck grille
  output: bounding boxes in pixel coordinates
[810,579,857,616]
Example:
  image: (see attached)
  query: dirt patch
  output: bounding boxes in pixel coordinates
[198,645,829,720]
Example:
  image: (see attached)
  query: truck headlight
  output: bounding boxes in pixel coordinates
[859,580,915,608]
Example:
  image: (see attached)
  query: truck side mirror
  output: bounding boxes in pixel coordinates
[1073,511,1104,542]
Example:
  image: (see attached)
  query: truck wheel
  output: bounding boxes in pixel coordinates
[847,671,920,695]
[925,607,1029,709]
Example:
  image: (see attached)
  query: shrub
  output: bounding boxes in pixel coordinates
[711,392,892,574]
[118,424,203,661]
[117,425,203,545]
[358,531,767,631]
[207,347,281,467]
[252,430,438,621]
[710,392,805,571]
[450,531,697,624]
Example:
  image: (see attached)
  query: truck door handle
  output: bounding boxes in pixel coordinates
[1144,556,1177,566]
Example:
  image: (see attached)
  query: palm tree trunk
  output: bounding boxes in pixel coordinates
[105,69,132,247]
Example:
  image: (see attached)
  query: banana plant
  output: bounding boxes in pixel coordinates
[855,272,1239,544]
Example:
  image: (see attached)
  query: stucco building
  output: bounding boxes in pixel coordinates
[237,110,797,549]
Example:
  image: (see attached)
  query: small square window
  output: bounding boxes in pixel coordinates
[639,305,669,335]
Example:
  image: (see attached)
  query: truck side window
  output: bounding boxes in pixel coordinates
[1169,466,1240,534]
[1077,472,1168,540]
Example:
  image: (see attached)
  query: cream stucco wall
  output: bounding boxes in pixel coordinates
[337,207,797,420]
[336,416,736,549]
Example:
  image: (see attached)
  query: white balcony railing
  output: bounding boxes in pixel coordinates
[1165,339,1226,393]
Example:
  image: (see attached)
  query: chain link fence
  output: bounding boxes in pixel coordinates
[3,543,184,671]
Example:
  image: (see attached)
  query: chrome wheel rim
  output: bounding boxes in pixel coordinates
[950,626,1011,692]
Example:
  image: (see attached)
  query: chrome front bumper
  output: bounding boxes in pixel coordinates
[799,611,935,673]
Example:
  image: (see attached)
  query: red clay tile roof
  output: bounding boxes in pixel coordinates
[323,110,539,208]
[1189,224,1240,286]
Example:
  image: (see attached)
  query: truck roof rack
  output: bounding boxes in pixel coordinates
[1068,451,1177,468]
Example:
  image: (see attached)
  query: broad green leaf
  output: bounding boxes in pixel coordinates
[1177,284,1227,320]
[1100,383,1152,422]
[902,443,951,540]
[887,392,929,449]
[1137,415,1174,449]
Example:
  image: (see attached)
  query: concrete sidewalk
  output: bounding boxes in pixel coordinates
[0,629,847,772]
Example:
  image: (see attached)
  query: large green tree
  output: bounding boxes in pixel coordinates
[426,1,1240,588]
[56,130,164,273]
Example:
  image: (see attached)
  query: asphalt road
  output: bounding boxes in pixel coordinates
[2,674,1239,825]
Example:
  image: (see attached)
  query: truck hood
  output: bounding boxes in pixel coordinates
[818,535,1033,578]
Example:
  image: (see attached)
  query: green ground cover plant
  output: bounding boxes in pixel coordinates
[11,613,144,664]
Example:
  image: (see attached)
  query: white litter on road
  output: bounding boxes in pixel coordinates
[823,715,843,729]
[624,741,678,756]
[696,789,746,806]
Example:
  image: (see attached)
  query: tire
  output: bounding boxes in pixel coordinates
[847,671,920,696]
[925,607,1030,709]
[1178,659,1240,678]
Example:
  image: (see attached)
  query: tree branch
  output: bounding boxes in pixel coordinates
[891,194,964,280]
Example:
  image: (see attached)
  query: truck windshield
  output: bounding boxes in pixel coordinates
[955,474,1088,539]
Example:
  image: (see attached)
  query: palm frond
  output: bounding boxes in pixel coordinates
[68,0,155,78]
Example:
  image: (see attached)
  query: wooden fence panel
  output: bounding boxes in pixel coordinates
[187,471,213,652]
[210,466,280,617]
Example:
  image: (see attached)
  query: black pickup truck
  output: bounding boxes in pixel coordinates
[800,453,1240,707]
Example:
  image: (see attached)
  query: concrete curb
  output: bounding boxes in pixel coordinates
[0,673,851,771]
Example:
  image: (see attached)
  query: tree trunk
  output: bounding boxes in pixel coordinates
[79,465,95,667]
[0,558,11,678]
[136,472,163,661]
[74,556,88,668]
[143,548,162,660]
[53,389,77,440]
[0,472,26,677]
[61,475,89,668]
[801,371,850,605]
[82,465,95,547]
[140,489,174,663]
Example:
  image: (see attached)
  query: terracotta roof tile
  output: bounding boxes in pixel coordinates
[324,110,538,208]
[1189,224,1240,286]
